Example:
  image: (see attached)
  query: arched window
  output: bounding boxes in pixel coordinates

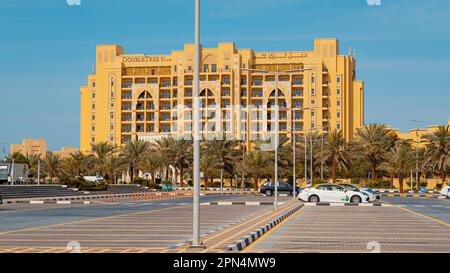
[138,91,152,99]
[269,89,285,97]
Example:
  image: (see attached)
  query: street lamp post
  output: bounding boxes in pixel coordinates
[241,68,312,209]
[409,118,425,193]
[191,0,202,247]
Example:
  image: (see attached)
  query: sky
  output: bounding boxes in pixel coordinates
[0,0,449,153]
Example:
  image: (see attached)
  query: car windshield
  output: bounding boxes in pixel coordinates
[342,184,359,191]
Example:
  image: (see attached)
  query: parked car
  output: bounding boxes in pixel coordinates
[260,182,301,196]
[161,183,173,191]
[440,183,450,198]
[0,189,3,205]
[339,183,379,201]
[298,184,370,203]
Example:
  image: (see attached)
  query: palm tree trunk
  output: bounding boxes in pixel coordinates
[399,176,404,193]
[390,172,394,189]
[179,168,184,187]
[371,163,377,181]
[204,176,208,191]
[332,160,337,183]
[253,177,259,191]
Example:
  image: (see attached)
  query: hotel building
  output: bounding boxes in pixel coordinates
[80,38,364,153]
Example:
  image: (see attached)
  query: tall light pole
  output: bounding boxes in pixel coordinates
[241,68,311,209]
[409,118,425,193]
[191,0,202,247]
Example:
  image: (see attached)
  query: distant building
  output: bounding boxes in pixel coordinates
[9,139,79,158]
[10,139,47,157]
[390,118,450,147]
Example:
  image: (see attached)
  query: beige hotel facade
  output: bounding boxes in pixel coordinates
[80,38,364,153]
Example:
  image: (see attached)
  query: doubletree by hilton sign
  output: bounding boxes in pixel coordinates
[122,56,172,63]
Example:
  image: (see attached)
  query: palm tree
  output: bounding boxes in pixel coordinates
[379,140,415,192]
[170,138,193,186]
[121,140,150,182]
[200,153,222,191]
[242,150,272,190]
[62,152,88,178]
[422,125,450,183]
[42,152,63,182]
[139,151,163,183]
[155,137,175,181]
[91,141,116,177]
[25,153,41,181]
[5,151,28,164]
[320,130,351,183]
[353,124,391,180]
[204,136,241,185]
[103,155,126,184]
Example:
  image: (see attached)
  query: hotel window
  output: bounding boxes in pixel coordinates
[311,110,315,117]
[241,89,247,97]
[311,99,316,105]
[110,136,114,141]
[337,111,341,118]
[311,76,315,83]
[92,92,96,99]
[111,79,114,87]
[188,66,192,71]
[111,92,114,98]
[111,103,114,108]
[293,88,303,96]
[203,64,209,72]
[311,123,315,129]
[92,81,96,88]
[110,125,114,130]
[92,115,95,120]
[224,65,230,71]
[92,104,95,110]
[311,88,316,96]
[92,136,95,142]
[337,88,341,95]
[280,123,287,131]
[110,113,114,119]
[337,100,341,107]
[92,126,95,131]
[211,64,217,72]
[337,123,341,130]
[173,65,177,72]
[336,75,341,83]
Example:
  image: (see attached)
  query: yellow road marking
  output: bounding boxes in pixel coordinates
[204,203,293,251]
[243,206,305,253]
[385,202,450,227]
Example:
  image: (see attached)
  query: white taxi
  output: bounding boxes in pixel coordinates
[298,184,371,203]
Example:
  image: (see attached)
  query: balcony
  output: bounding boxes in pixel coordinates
[322,80,329,87]
[293,78,303,86]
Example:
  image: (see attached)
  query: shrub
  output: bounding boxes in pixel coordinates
[60,177,108,191]
[361,180,392,189]
[312,179,326,185]
[132,177,161,189]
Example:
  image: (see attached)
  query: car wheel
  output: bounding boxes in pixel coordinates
[350,195,362,203]
[308,195,319,203]
[265,190,273,196]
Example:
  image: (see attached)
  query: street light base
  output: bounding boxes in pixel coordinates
[188,241,206,249]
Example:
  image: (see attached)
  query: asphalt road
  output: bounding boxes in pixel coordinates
[382,196,450,223]
[246,205,450,253]
[0,194,251,232]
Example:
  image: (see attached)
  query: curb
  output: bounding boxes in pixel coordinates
[24,200,91,205]
[224,203,303,251]
[303,202,391,207]
[383,194,447,199]
[201,201,286,206]
[4,192,195,204]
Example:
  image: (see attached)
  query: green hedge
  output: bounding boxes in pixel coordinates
[132,177,162,190]
[358,180,393,189]
[60,177,108,191]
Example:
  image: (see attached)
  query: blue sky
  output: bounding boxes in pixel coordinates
[0,0,449,153]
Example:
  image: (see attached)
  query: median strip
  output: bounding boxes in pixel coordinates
[303,202,391,207]
[201,201,286,206]
[224,203,303,251]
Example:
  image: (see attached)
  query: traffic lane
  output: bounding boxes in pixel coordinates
[0,194,248,233]
[247,206,450,253]
[383,196,450,223]
[0,203,272,251]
